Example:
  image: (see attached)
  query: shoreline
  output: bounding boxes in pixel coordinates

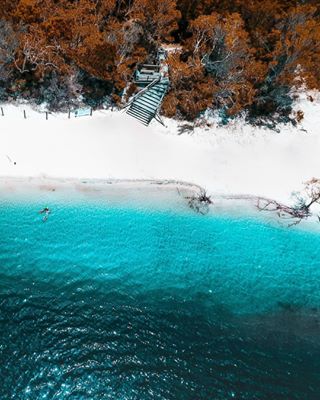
[0,175,258,215]
[0,175,319,229]
[0,98,319,221]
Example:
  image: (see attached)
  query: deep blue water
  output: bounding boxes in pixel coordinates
[0,194,320,399]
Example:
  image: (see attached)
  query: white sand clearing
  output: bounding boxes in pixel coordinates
[0,93,319,207]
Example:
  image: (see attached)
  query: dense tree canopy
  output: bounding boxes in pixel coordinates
[0,0,319,123]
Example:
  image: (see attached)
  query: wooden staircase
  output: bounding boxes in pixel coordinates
[125,77,169,126]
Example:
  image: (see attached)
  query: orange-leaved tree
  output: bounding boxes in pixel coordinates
[128,0,181,45]
[188,12,266,115]
[268,5,320,89]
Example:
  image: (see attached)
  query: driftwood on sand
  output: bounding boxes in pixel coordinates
[257,197,311,226]
[178,188,213,215]
[257,178,320,226]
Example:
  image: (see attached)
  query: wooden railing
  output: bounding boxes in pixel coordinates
[123,77,161,109]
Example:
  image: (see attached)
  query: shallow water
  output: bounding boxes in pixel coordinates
[0,192,320,399]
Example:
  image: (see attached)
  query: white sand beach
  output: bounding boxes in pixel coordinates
[0,94,319,208]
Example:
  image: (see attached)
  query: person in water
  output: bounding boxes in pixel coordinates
[39,207,51,222]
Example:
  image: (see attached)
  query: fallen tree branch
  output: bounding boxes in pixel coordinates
[257,178,320,226]
[179,188,213,215]
[257,197,311,226]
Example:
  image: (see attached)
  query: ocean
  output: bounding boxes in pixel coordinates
[0,186,319,399]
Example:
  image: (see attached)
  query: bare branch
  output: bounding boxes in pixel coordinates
[257,178,320,226]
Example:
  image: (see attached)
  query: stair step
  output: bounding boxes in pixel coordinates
[153,82,169,89]
[126,78,168,125]
[130,103,154,117]
[148,88,167,98]
[131,103,156,115]
[127,110,150,125]
[146,88,165,97]
[141,91,163,103]
[127,106,153,122]
[137,88,161,100]
[153,83,168,90]
[127,110,150,122]
[150,84,167,92]
[135,95,158,109]
[134,99,159,113]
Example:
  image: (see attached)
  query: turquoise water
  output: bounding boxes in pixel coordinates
[0,193,320,399]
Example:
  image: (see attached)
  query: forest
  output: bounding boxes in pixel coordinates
[0,0,320,124]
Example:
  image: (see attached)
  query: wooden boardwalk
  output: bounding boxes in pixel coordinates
[126,78,169,126]
[125,64,169,126]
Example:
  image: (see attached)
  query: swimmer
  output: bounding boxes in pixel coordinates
[39,207,50,214]
[39,207,51,222]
